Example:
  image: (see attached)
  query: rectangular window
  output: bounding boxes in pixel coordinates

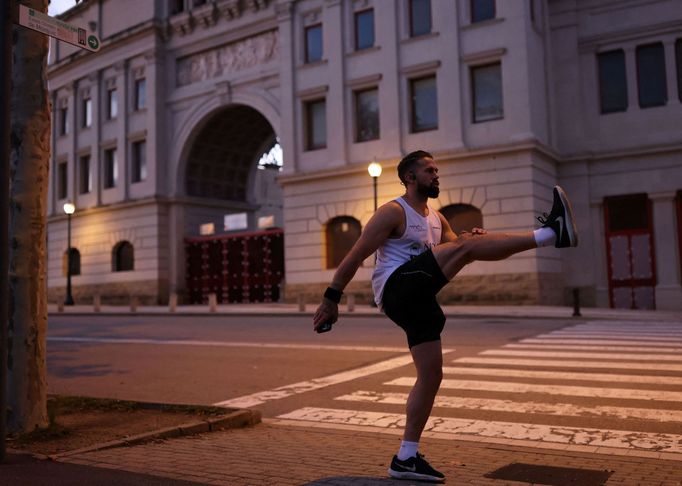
[103,148,117,189]
[57,162,68,200]
[677,39,682,102]
[409,0,431,37]
[78,155,91,194]
[471,0,495,23]
[598,49,628,114]
[305,99,326,150]
[305,24,323,63]
[132,140,147,183]
[472,62,504,122]
[134,78,146,110]
[59,107,69,135]
[81,97,92,128]
[530,0,535,23]
[410,75,438,132]
[637,43,667,108]
[107,88,118,119]
[355,88,380,142]
[354,9,374,51]
[169,0,184,15]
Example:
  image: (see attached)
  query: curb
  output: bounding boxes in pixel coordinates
[47,408,261,460]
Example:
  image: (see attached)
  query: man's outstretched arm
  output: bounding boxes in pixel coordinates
[313,203,401,331]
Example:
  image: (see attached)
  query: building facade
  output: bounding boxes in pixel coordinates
[46,0,682,309]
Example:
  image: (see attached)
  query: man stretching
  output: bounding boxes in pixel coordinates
[313,150,578,482]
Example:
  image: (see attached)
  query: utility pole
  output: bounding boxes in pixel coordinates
[0,0,13,465]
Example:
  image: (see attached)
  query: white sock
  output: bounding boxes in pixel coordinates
[397,440,419,460]
[533,227,556,248]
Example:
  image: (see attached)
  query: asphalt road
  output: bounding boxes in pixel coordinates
[46,313,682,458]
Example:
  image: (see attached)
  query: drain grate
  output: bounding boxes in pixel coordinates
[484,463,613,486]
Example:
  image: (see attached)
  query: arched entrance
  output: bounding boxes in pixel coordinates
[182,104,285,304]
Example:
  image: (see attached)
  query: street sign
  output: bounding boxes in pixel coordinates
[17,4,100,52]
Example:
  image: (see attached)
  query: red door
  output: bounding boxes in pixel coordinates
[604,194,657,309]
[185,228,285,304]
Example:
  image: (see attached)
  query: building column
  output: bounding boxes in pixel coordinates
[651,192,682,310]
[590,199,610,307]
[114,60,129,201]
[276,0,296,175]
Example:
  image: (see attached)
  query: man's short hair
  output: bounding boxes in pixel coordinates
[397,150,433,185]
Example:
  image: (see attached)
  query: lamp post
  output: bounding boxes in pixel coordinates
[367,160,382,212]
[63,202,75,306]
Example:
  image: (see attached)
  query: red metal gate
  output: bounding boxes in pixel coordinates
[185,229,284,304]
[604,195,657,309]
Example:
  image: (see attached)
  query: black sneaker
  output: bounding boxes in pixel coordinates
[537,185,579,248]
[388,453,445,482]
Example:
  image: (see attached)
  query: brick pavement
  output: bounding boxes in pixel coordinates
[59,421,682,485]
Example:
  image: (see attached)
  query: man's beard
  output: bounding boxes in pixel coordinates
[417,181,439,198]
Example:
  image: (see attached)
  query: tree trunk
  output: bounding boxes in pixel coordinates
[7,0,50,433]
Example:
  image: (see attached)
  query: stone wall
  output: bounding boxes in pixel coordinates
[285,272,566,306]
[48,279,169,306]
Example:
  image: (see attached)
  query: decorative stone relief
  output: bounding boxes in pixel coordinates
[176,30,279,87]
[219,0,242,20]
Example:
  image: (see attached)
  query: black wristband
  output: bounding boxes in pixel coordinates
[323,287,342,304]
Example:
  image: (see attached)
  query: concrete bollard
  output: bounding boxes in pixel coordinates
[57,301,64,313]
[208,293,217,313]
[347,294,355,313]
[169,293,177,313]
[130,296,138,313]
[298,293,305,312]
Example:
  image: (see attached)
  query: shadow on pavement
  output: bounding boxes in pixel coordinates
[301,477,438,485]
[1,452,205,486]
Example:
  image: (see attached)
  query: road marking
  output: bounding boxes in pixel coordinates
[335,390,682,422]
[454,357,682,372]
[534,334,682,342]
[212,353,427,408]
[386,378,682,402]
[520,338,682,347]
[504,343,682,353]
[481,349,682,361]
[276,407,682,453]
[47,336,406,353]
[544,330,682,337]
[440,366,682,385]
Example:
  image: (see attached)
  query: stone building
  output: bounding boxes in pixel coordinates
[46,0,682,309]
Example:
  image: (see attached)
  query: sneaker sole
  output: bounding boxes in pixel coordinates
[555,186,579,247]
[388,467,445,483]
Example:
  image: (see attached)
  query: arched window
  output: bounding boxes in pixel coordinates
[62,248,81,276]
[326,216,362,269]
[440,204,483,236]
[112,241,134,272]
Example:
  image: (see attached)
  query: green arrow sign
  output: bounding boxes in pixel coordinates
[17,4,101,53]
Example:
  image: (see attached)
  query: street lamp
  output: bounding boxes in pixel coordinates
[367,160,382,212]
[63,202,75,306]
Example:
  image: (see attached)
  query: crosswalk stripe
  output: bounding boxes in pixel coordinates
[212,353,416,408]
[386,378,682,402]
[534,334,682,342]
[440,366,682,385]
[335,391,682,422]
[503,343,682,353]
[481,349,682,361]
[276,407,682,453]
[454,357,682,372]
[520,338,682,347]
[544,331,682,337]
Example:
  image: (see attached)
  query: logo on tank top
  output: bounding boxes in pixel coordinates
[408,224,426,232]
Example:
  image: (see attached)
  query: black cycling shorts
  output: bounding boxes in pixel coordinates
[381,249,449,348]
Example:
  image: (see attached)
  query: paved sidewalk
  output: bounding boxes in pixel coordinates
[54,421,682,485]
[48,302,682,322]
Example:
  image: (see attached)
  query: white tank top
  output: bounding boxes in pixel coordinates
[371,197,442,306]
